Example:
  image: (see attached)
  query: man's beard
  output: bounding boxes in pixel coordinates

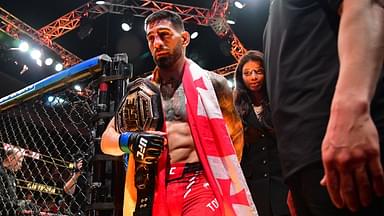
[155,55,176,68]
[154,44,182,69]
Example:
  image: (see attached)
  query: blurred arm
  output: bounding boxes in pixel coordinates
[334,0,384,104]
[63,172,81,195]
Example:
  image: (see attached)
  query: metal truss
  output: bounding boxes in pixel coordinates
[1,0,246,67]
[213,63,237,76]
[36,0,245,62]
[0,7,82,67]
[37,0,211,43]
[209,0,247,61]
[37,2,110,42]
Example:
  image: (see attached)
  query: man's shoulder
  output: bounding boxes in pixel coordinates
[207,71,227,90]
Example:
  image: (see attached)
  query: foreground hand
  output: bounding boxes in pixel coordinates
[122,131,165,164]
[321,104,384,212]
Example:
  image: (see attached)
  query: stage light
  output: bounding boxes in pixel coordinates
[36,59,42,67]
[78,16,94,39]
[47,96,66,105]
[234,1,245,9]
[74,85,82,91]
[30,49,42,60]
[18,41,29,52]
[95,1,105,5]
[227,20,236,25]
[55,63,63,72]
[121,23,132,32]
[45,58,53,66]
[121,11,133,32]
[47,96,54,103]
[190,32,199,39]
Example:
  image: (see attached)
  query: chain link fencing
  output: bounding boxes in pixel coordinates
[0,86,98,215]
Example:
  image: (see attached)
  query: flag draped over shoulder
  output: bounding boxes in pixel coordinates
[123,59,257,216]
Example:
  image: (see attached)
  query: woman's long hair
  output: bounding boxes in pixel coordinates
[233,50,272,130]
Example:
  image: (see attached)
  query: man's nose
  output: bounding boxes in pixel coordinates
[153,36,164,49]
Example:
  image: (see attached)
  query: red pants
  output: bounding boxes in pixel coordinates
[166,163,221,216]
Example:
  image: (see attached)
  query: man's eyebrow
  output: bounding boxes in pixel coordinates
[146,27,172,36]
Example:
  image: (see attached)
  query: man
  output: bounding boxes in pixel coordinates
[0,147,24,215]
[264,0,384,215]
[63,159,86,215]
[101,10,256,216]
[64,159,83,196]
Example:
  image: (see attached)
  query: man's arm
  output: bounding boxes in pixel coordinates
[64,172,81,195]
[101,117,125,156]
[321,0,384,212]
[209,72,244,161]
[101,117,165,163]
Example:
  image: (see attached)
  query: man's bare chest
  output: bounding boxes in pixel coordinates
[161,83,187,121]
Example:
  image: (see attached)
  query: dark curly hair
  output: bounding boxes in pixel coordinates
[233,50,273,130]
[144,10,185,32]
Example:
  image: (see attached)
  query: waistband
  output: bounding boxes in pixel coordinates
[167,162,203,181]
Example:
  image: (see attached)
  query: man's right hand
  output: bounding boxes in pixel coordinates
[321,100,384,212]
[119,132,164,164]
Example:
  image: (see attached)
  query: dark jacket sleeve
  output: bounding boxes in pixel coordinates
[0,166,18,214]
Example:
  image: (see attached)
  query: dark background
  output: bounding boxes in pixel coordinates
[0,0,270,98]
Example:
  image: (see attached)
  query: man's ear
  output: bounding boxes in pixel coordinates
[181,31,190,47]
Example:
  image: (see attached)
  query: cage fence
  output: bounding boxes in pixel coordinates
[0,54,130,216]
[0,86,97,216]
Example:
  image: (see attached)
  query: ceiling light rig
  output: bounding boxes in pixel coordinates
[55,63,63,72]
[121,11,134,32]
[10,40,65,74]
[95,1,106,5]
[190,32,199,39]
[234,1,245,9]
[18,41,29,52]
[226,19,236,25]
[44,58,53,66]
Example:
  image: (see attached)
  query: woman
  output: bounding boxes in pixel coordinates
[234,50,290,216]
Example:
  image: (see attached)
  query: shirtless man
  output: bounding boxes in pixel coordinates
[101,10,249,216]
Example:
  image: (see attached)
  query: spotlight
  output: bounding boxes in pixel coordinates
[18,41,29,52]
[45,58,53,66]
[121,11,133,32]
[30,49,42,60]
[55,63,63,72]
[95,1,105,5]
[74,85,82,91]
[190,32,199,39]
[36,59,42,67]
[226,20,236,25]
[47,96,55,103]
[121,23,132,32]
[78,16,94,39]
[46,96,66,105]
[234,1,245,9]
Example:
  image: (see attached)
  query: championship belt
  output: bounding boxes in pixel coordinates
[115,78,163,216]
